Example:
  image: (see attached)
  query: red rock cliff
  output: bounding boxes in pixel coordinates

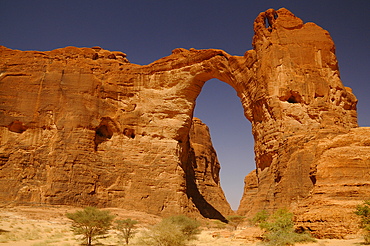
[0,8,368,238]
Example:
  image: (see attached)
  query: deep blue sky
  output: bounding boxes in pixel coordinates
[1,1,369,210]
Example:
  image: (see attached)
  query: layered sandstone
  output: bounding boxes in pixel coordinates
[188,117,233,218]
[0,8,368,238]
[0,45,235,221]
[236,9,369,238]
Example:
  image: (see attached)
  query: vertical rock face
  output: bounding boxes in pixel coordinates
[236,9,368,238]
[292,127,370,238]
[0,46,236,220]
[188,117,233,219]
[249,8,358,175]
[0,8,368,238]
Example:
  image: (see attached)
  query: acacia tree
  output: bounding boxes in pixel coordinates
[115,219,138,245]
[226,215,246,230]
[66,207,115,246]
[355,200,370,244]
[139,215,201,246]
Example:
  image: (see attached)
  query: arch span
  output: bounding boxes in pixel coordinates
[193,79,254,211]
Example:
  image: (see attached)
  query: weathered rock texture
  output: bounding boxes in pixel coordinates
[188,118,233,218]
[0,8,368,238]
[236,9,369,238]
[0,45,235,221]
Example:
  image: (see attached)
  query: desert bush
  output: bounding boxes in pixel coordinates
[210,219,227,229]
[252,208,315,246]
[0,226,43,243]
[226,215,245,230]
[115,218,138,245]
[251,210,269,226]
[138,215,201,246]
[66,206,115,246]
[355,200,370,244]
[50,230,66,239]
[166,215,201,240]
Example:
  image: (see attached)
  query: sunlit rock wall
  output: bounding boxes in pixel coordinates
[0,8,368,238]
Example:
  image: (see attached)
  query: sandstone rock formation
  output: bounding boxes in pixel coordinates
[0,45,235,221]
[0,8,368,238]
[236,9,369,238]
[188,117,233,219]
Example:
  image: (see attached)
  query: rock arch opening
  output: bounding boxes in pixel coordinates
[193,78,255,211]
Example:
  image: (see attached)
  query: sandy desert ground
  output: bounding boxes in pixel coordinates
[0,205,364,246]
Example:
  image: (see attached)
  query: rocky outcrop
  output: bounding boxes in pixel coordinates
[0,8,368,238]
[0,45,236,220]
[292,127,370,238]
[188,118,233,219]
[236,9,368,238]
[239,127,370,238]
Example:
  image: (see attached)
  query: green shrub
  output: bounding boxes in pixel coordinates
[0,226,42,242]
[251,210,269,226]
[355,200,370,244]
[66,207,115,246]
[210,219,227,229]
[226,215,245,230]
[165,215,201,240]
[252,208,315,246]
[139,215,201,246]
[115,218,138,245]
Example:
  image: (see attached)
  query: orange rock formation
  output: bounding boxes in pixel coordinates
[0,8,368,238]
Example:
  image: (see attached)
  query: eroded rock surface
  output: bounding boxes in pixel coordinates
[0,8,368,238]
[188,118,233,219]
[236,9,368,238]
[0,45,235,220]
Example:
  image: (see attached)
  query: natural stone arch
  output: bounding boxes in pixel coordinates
[174,59,251,220]
[0,8,367,237]
[132,8,359,218]
[185,77,254,219]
